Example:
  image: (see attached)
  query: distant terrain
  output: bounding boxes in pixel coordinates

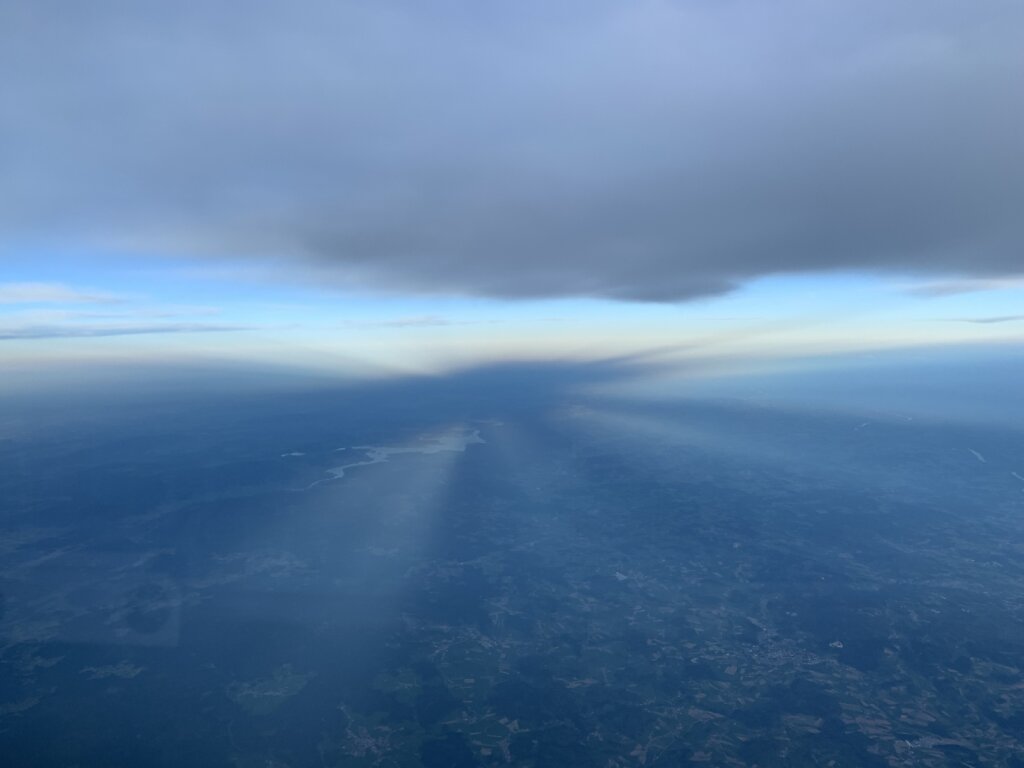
[1,361,1023,766]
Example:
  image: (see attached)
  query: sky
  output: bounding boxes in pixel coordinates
[1,1,1022,378]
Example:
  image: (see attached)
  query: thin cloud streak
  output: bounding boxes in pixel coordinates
[906,277,1024,297]
[348,315,500,329]
[0,323,250,340]
[945,315,1024,325]
[352,315,454,329]
[0,282,125,305]
[1,306,225,323]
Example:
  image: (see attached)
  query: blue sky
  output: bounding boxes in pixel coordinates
[3,244,1022,376]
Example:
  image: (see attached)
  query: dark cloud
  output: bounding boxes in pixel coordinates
[2,1,1022,301]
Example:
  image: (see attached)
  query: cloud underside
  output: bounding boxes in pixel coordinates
[2,2,1022,301]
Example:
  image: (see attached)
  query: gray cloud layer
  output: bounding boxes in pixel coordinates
[2,1,1022,301]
